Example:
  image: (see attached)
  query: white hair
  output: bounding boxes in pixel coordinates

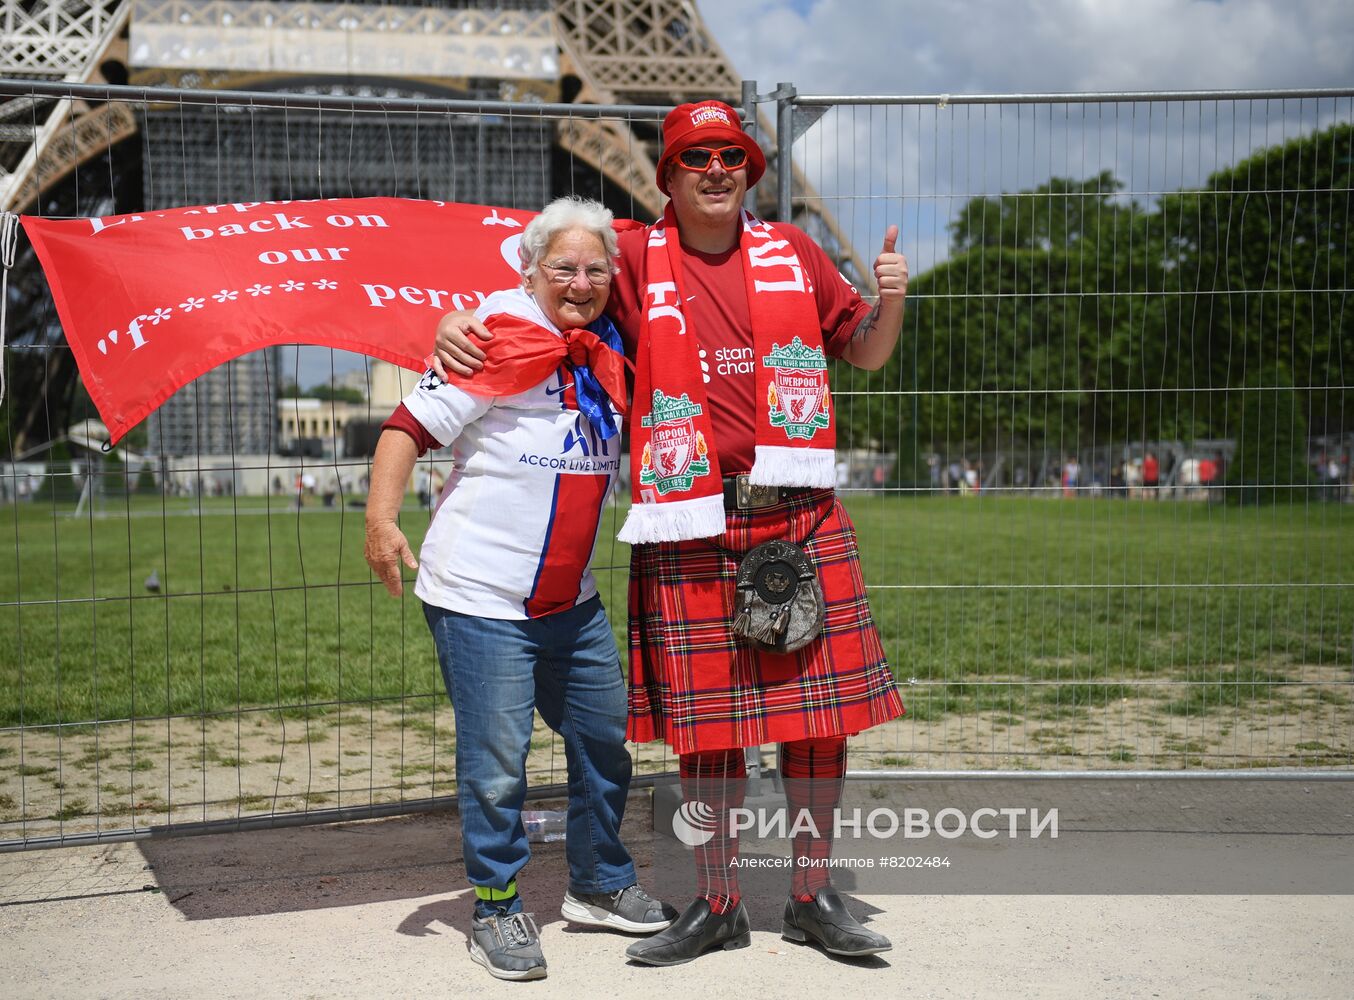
[518,196,618,278]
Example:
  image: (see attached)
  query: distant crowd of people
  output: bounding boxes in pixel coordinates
[918,448,1353,501]
[928,454,985,494]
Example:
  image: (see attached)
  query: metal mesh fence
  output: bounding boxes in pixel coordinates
[1,81,1351,851]
[798,91,1354,774]
[0,83,669,849]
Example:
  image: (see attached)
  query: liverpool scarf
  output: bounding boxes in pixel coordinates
[618,207,836,544]
[445,292,627,438]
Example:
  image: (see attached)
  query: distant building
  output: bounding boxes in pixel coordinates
[276,359,421,458]
[149,348,281,456]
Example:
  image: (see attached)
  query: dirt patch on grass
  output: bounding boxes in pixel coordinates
[0,705,677,843]
[2,664,1348,842]
[851,662,1353,770]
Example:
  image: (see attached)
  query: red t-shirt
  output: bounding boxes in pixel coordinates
[607,222,871,472]
[383,402,439,455]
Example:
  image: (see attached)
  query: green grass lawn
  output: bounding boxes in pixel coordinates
[2,493,1351,727]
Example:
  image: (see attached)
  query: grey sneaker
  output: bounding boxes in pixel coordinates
[468,911,547,981]
[561,883,678,934]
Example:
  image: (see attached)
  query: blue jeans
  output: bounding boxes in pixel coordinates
[423,596,637,910]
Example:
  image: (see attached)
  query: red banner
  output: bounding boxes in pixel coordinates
[22,197,616,445]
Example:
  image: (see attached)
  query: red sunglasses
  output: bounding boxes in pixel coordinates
[674,145,749,171]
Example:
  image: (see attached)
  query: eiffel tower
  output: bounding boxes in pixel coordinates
[2,1,863,270]
[1,1,866,456]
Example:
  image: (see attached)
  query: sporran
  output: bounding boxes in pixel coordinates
[730,539,825,653]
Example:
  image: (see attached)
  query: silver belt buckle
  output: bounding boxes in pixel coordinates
[736,474,779,509]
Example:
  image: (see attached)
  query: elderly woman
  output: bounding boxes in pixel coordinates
[364,197,672,982]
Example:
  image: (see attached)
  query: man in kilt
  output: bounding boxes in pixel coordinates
[433,100,908,965]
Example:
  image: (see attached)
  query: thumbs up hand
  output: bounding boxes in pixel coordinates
[842,225,908,371]
[874,224,908,303]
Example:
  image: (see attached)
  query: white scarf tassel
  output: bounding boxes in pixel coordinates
[618,493,727,544]
[749,446,837,489]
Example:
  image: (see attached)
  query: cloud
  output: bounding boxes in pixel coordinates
[702,1,1354,270]
[707,0,1354,94]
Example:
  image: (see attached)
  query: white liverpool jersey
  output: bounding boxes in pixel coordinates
[405,288,622,619]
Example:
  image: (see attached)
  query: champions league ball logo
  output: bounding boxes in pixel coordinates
[671,800,717,847]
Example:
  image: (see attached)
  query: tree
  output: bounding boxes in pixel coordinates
[1157,122,1353,440]
[840,174,1152,456]
[306,383,364,404]
[1224,364,1311,504]
[135,462,159,496]
[840,122,1353,465]
[949,171,1129,253]
[278,382,362,403]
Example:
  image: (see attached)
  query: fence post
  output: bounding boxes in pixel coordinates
[776,81,795,223]
[741,79,771,793]
[741,79,758,217]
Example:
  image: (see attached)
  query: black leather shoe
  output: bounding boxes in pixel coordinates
[625,898,752,966]
[782,887,891,957]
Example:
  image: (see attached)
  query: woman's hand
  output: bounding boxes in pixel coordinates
[364,519,419,597]
[365,430,419,595]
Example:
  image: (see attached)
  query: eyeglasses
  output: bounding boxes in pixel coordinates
[540,262,612,285]
[674,145,749,172]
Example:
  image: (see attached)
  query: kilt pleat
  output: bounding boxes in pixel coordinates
[627,489,904,753]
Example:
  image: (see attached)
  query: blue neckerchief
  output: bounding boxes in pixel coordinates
[571,313,624,440]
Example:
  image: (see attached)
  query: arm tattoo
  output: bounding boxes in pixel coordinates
[851,303,881,343]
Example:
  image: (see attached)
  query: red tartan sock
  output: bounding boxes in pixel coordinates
[678,749,747,913]
[780,736,848,899]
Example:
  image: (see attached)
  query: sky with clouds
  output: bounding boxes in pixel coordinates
[702,0,1354,96]
[694,0,1354,276]
[302,1,1354,381]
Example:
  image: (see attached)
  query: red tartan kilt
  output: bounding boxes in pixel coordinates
[627,488,904,754]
